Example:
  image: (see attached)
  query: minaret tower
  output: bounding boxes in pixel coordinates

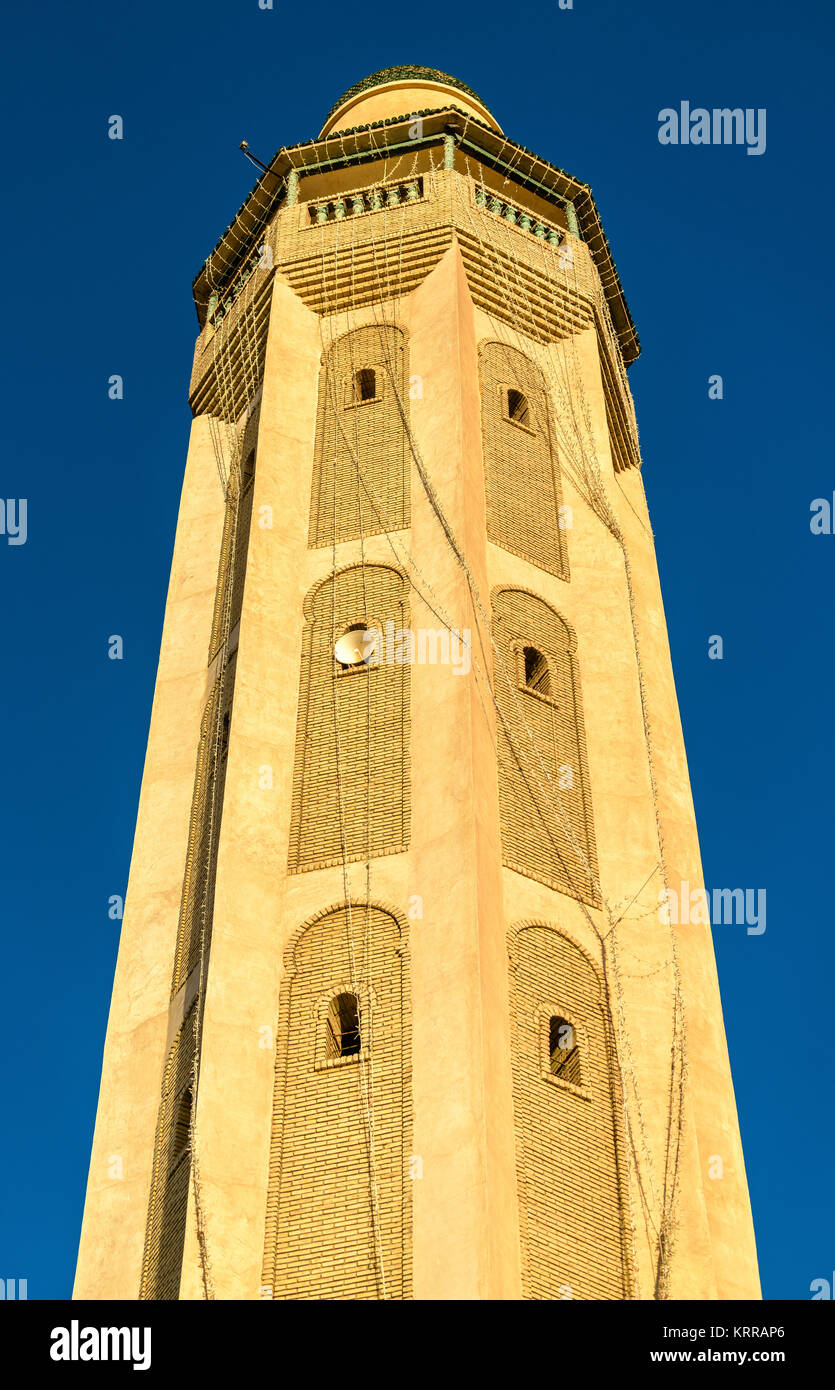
[75,67,759,1301]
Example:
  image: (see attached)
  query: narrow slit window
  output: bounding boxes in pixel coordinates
[325,993,362,1059]
[353,367,377,403]
[523,645,552,698]
[507,388,531,427]
[548,1016,581,1086]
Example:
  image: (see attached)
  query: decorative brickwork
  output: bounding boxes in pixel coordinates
[139,1003,197,1300]
[288,565,410,872]
[189,272,272,420]
[593,302,642,473]
[274,172,595,346]
[308,324,410,547]
[492,587,598,904]
[479,341,570,578]
[208,411,259,660]
[262,902,412,1300]
[508,922,632,1300]
[170,658,236,996]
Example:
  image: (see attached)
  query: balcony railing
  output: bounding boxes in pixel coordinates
[307,177,425,226]
[474,184,565,246]
[206,243,268,326]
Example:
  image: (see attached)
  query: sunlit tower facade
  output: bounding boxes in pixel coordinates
[75,68,760,1301]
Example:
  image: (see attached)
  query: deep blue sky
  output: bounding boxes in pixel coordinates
[1,0,832,1301]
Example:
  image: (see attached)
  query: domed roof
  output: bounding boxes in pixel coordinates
[319,65,494,136]
[322,65,497,133]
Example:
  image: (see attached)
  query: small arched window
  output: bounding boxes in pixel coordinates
[494,588,597,901]
[506,388,531,428]
[289,563,410,871]
[352,367,378,403]
[310,324,408,546]
[548,1016,581,1086]
[325,993,362,1059]
[480,343,567,577]
[522,645,552,698]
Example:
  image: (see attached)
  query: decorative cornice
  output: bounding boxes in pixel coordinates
[190,104,641,365]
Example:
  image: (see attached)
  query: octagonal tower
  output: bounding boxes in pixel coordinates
[75,68,760,1301]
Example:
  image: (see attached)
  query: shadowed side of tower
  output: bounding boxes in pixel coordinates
[74,67,760,1301]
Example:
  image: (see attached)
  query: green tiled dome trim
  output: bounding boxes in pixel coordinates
[325,67,490,123]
